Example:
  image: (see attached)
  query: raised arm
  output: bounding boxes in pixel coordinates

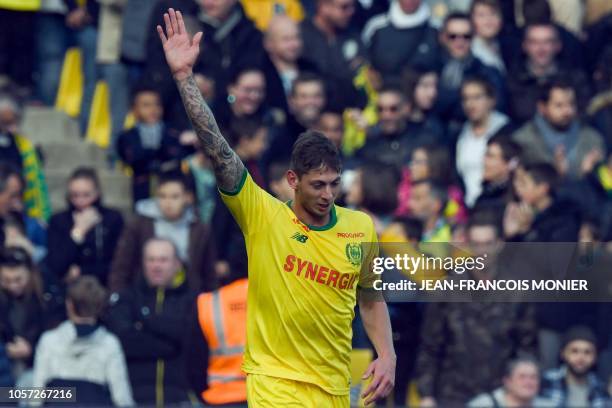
[157,8,244,192]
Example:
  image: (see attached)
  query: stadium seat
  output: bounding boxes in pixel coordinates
[54,48,83,118]
[86,81,111,149]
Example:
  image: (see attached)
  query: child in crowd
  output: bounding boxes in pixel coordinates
[117,86,186,204]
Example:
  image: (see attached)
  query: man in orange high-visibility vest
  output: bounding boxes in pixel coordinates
[188,276,248,406]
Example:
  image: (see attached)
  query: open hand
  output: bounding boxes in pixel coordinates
[157,8,203,81]
[361,355,396,405]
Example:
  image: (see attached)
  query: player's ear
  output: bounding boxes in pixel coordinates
[286,169,299,190]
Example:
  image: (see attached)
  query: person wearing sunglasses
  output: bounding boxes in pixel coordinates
[436,12,506,139]
[355,87,426,172]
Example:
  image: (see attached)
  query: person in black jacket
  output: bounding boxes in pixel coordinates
[45,167,123,287]
[362,0,440,85]
[0,247,45,384]
[435,12,506,139]
[144,0,263,111]
[117,86,186,204]
[473,134,521,222]
[105,237,195,406]
[504,162,580,243]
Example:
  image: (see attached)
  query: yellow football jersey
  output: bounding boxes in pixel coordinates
[220,170,378,395]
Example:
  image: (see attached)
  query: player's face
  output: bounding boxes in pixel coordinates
[294,166,341,218]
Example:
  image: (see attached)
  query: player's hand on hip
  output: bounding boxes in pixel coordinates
[156,8,203,81]
[361,355,396,405]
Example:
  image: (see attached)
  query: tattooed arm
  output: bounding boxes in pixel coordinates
[157,8,244,192]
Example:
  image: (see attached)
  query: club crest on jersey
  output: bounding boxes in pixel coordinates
[345,243,363,266]
[291,232,309,243]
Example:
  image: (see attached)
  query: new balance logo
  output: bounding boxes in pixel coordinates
[291,232,309,243]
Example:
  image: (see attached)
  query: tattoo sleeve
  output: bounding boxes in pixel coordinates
[176,74,245,192]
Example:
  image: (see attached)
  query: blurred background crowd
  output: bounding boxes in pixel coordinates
[1,0,612,406]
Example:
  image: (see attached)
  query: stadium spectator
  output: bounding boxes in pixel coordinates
[109,173,216,292]
[0,163,23,246]
[345,161,400,234]
[117,86,185,203]
[46,167,123,286]
[180,140,217,225]
[0,95,50,221]
[187,262,248,405]
[469,0,520,73]
[407,178,451,242]
[540,326,609,407]
[263,73,326,172]
[262,15,315,113]
[267,161,294,202]
[362,0,439,84]
[468,357,554,408]
[314,109,344,150]
[213,66,268,132]
[512,79,604,180]
[356,87,426,171]
[397,144,467,224]
[32,276,134,406]
[456,76,510,207]
[401,66,445,143]
[505,162,580,242]
[300,0,365,109]
[145,0,263,105]
[416,213,537,406]
[106,238,193,406]
[0,247,44,386]
[473,134,521,220]
[506,22,591,124]
[435,12,506,137]
[0,343,11,387]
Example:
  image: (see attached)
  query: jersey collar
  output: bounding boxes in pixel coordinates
[286,200,338,231]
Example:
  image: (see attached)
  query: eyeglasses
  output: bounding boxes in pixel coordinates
[376,105,400,113]
[447,32,473,41]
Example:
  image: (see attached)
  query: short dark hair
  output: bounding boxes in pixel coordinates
[524,21,558,42]
[67,276,108,319]
[226,117,266,147]
[393,216,423,241]
[538,77,575,104]
[130,84,161,106]
[442,12,472,33]
[68,166,101,191]
[462,75,496,99]
[522,0,551,24]
[467,209,502,238]
[413,144,456,186]
[470,0,501,16]
[290,130,342,177]
[0,246,42,300]
[359,162,400,215]
[290,72,325,97]
[487,134,522,162]
[228,65,264,87]
[157,171,191,192]
[378,85,406,101]
[411,178,448,213]
[268,161,290,183]
[523,162,559,193]
[504,356,540,378]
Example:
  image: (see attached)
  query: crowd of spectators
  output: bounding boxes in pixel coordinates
[1,0,612,406]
